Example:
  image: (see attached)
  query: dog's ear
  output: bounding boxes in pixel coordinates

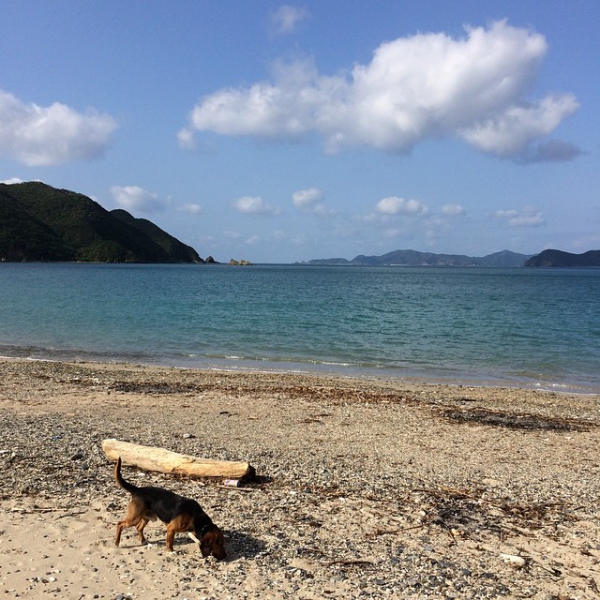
[212,530,227,560]
[200,530,227,560]
[200,534,211,557]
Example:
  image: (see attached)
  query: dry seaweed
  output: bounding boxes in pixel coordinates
[413,486,578,539]
[441,407,594,432]
[106,379,413,406]
[110,381,199,395]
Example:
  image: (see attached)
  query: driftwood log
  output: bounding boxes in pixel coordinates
[102,439,256,480]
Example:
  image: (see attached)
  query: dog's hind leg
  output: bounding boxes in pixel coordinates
[165,524,178,552]
[115,498,148,547]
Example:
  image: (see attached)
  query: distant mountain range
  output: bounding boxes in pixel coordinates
[304,249,532,267]
[0,182,202,263]
[304,248,600,268]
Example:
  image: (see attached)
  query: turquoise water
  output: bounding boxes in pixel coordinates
[0,263,599,393]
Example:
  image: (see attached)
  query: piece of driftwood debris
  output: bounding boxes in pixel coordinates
[499,553,527,568]
[102,439,256,480]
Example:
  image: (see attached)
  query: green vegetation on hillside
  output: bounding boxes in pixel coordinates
[0,182,202,263]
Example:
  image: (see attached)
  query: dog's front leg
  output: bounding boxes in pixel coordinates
[188,531,201,550]
[136,518,150,545]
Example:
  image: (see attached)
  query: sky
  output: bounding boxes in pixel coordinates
[1,1,598,263]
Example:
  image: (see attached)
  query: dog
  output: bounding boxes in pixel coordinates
[113,456,226,559]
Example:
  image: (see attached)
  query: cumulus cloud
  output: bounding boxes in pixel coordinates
[271,5,309,35]
[292,187,323,208]
[460,95,579,157]
[0,177,25,185]
[495,207,545,227]
[110,185,165,213]
[0,90,118,166]
[292,187,335,217]
[375,196,430,217]
[442,204,466,216]
[233,196,281,215]
[181,20,579,161]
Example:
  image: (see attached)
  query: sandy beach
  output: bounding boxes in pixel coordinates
[1,358,599,599]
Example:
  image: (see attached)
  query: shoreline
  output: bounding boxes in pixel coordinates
[1,357,600,599]
[2,350,599,396]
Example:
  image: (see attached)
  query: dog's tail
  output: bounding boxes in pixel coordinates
[114,456,139,495]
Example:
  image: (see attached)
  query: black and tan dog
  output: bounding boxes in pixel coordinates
[113,457,226,559]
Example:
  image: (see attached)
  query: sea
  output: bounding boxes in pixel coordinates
[0,263,599,394]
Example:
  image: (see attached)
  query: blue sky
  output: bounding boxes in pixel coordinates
[1,1,598,263]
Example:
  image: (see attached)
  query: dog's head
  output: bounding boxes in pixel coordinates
[199,526,227,560]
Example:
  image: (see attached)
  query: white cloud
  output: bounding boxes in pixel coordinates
[442,204,466,216]
[271,5,309,35]
[292,187,323,208]
[376,196,430,217]
[176,127,217,154]
[182,20,579,161]
[177,127,197,150]
[233,196,281,215]
[460,95,579,157]
[292,187,335,217]
[178,203,203,214]
[0,90,118,166]
[110,185,165,213]
[495,207,545,227]
[0,177,25,185]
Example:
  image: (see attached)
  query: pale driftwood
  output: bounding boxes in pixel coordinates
[102,439,255,480]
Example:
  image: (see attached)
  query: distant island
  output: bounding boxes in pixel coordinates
[303,248,600,268]
[302,249,532,267]
[0,182,203,263]
[524,249,600,267]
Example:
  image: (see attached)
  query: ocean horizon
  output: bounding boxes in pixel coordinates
[1,262,599,394]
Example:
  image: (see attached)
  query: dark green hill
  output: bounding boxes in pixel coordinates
[110,209,201,263]
[0,186,75,261]
[0,182,202,263]
[524,249,600,267]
